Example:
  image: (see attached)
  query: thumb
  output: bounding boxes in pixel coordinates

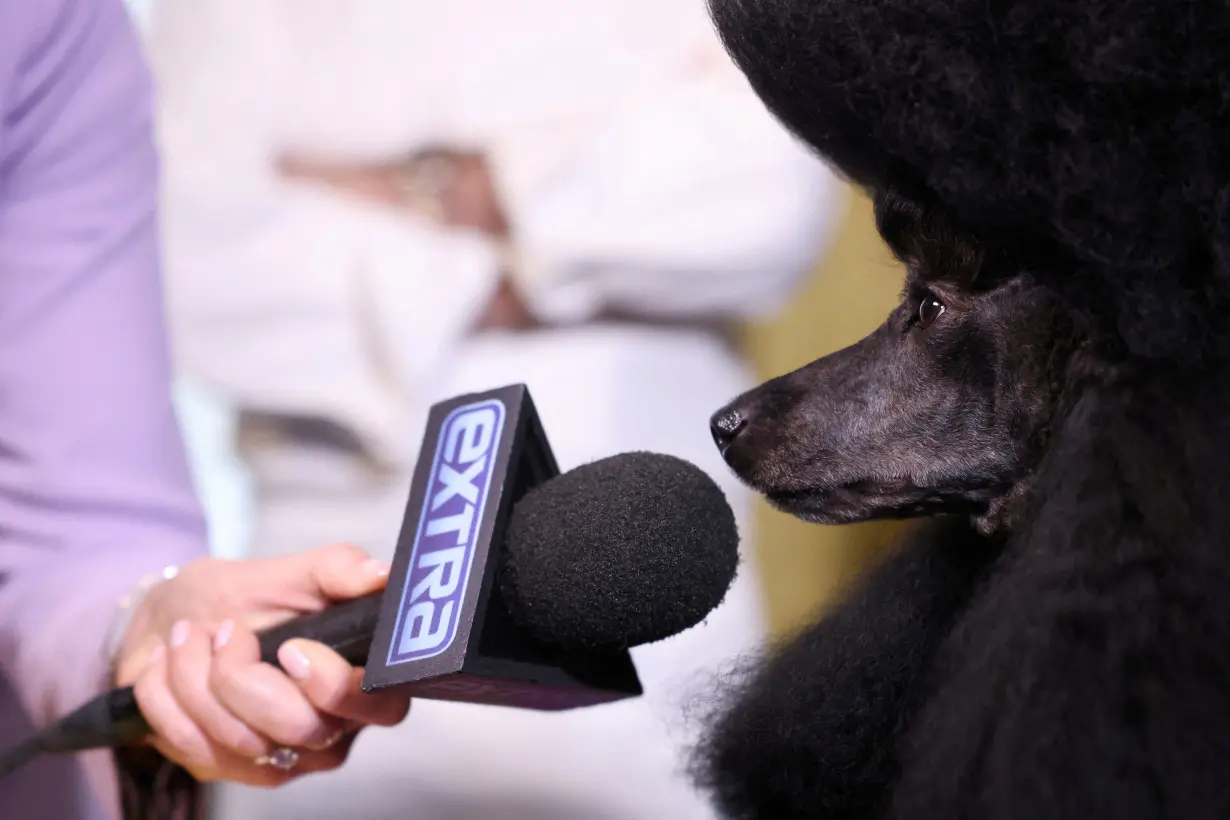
[293,543,392,603]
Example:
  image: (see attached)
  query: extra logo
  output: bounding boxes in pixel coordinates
[388,399,505,664]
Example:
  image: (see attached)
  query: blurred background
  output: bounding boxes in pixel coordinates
[121,0,907,817]
[122,0,905,644]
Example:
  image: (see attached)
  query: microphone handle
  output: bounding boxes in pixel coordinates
[35,592,385,756]
[254,590,383,669]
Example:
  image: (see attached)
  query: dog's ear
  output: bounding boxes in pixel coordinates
[874,187,985,290]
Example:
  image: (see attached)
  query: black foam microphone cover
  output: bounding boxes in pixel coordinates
[500,451,740,652]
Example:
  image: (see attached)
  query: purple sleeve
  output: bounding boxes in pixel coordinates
[0,0,209,815]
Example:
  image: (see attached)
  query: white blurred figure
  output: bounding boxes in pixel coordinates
[149,1,845,818]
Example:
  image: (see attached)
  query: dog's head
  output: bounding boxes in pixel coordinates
[713,186,1083,532]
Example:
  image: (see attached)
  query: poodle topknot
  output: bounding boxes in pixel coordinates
[709,0,1230,362]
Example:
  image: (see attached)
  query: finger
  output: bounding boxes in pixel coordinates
[291,730,361,775]
[149,736,301,790]
[135,638,298,787]
[211,621,348,749]
[258,542,391,606]
[164,620,270,759]
[132,641,225,778]
[303,542,391,601]
[242,731,361,790]
[278,639,411,729]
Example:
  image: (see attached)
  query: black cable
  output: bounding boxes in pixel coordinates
[0,736,44,779]
[0,595,383,780]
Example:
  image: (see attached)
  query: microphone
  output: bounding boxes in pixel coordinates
[0,384,739,778]
[500,449,739,653]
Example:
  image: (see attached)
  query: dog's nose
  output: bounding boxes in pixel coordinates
[710,407,748,452]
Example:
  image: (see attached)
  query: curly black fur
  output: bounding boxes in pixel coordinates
[704,361,1230,819]
[694,517,999,820]
[708,0,1230,363]
[883,372,1230,819]
[696,2,1230,817]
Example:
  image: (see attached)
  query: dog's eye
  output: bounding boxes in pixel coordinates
[918,295,945,329]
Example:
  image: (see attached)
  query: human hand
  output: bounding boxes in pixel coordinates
[113,543,411,787]
[412,148,510,238]
[278,148,510,238]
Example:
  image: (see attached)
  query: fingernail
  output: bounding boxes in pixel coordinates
[362,559,391,578]
[307,728,348,752]
[279,643,311,681]
[214,620,234,651]
[147,642,165,666]
[170,620,190,649]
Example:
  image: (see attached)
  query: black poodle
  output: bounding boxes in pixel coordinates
[696,1,1230,818]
